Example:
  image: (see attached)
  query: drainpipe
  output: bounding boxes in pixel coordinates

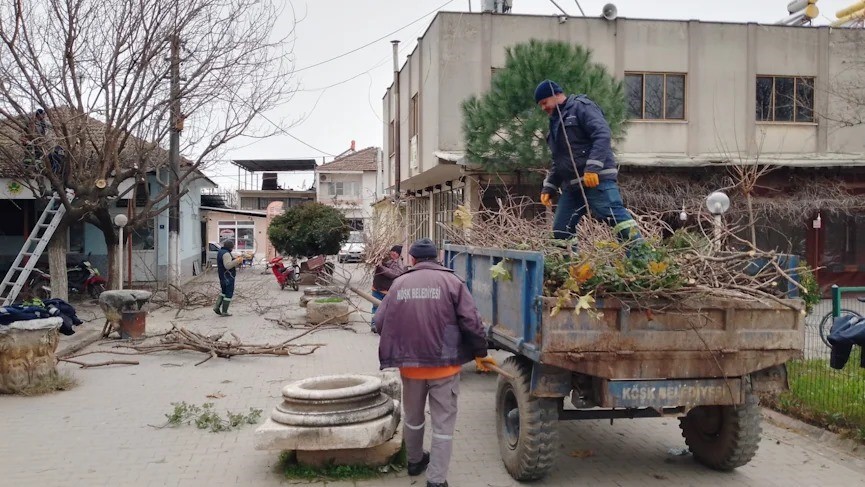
[392,40,401,197]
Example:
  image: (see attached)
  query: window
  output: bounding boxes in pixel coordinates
[326,181,360,197]
[625,72,686,120]
[388,121,395,156]
[433,187,464,249]
[130,219,155,250]
[69,221,85,253]
[756,76,814,123]
[409,94,419,138]
[217,220,255,251]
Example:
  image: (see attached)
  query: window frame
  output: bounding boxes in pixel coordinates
[624,71,688,122]
[755,75,816,124]
[217,220,256,251]
[409,94,419,138]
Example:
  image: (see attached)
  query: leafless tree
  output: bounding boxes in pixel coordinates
[0,0,297,298]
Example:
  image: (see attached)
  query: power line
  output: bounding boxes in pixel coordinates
[293,0,455,73]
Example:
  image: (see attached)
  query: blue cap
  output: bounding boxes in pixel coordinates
[534,80,563,103]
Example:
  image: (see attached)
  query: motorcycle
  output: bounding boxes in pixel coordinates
[33,253,108,299]
[21,268,52,302]
[268,256,301,291]
[67,253,107,298]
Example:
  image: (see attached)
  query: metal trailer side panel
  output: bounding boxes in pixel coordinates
[444,244,544,360]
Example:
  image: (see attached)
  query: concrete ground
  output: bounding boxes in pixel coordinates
[1,265,864,486]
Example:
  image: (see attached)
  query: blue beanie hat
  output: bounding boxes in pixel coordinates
[409,238,438,259]
[534,80,563,103]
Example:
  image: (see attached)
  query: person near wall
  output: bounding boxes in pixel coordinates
[373,238,496,487]
[213,240,243,317]
[534,79,641,244]
[370,244,405,332]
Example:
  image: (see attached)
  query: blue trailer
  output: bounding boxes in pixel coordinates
[444,244,804,481]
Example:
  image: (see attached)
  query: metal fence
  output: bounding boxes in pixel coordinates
[786,286,865,435]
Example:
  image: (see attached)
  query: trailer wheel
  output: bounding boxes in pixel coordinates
[495,356,559,481]
[679,393,762,471]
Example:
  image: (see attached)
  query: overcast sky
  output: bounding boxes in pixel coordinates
[204,0,857,190]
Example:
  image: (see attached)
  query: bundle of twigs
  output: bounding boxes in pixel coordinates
[359,200,408,277]
[116,325,323,366]
[436,194,813,311]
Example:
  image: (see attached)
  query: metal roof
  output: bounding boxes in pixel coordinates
[231,159,317,172]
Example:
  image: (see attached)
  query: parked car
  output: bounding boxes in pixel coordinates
[206,242,220,268]
[337,232,365,263]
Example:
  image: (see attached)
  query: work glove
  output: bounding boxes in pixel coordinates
[583,172,600,188]
[475,356,497,373]
[540,193,553,207]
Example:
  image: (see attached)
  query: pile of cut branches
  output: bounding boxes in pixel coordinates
[117,325,323,366]
[438,195,820,313]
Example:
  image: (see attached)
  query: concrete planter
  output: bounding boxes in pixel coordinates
[0,318,62,394]
[306,299,351,324]
[255,374,401,453]
[299,287,342,308]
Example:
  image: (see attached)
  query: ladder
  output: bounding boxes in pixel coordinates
[0,194,67,306]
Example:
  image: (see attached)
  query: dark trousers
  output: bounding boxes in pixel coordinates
[219,273,236,299]
[552,179,640,242]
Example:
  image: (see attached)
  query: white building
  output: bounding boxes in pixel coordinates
[315,146,382,231]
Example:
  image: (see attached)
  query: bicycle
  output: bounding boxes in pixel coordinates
[818,297,865,347]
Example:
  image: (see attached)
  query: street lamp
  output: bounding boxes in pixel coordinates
[114,214,128,290]
[705,191,730,250]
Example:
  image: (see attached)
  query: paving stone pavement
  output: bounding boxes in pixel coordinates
[1,266,865,487]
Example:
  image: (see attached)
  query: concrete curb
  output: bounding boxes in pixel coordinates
[56,328,103,358]
[762,407,864,459]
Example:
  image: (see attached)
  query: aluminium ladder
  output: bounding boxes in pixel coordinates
[0,194,66,306]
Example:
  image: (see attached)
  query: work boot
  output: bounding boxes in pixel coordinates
[407,451,430,476]
[213,295,224,315]
[426,482,448,487]
[220,298,232,317]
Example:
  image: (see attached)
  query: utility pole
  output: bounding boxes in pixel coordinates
[168,34,181,300]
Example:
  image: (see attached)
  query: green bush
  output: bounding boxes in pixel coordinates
[268,203,350,257]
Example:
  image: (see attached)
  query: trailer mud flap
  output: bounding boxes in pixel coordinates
[599,378,743,408]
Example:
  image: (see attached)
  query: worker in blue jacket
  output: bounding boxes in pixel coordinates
[213,240,243,316]
[534,79,640,244]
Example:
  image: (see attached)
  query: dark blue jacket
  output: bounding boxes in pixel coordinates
[217,247,236,280]
[543,94,618,194]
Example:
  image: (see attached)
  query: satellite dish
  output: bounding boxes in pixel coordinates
[602,3,617,20]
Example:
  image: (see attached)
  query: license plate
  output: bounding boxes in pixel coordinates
[605,378,743,408]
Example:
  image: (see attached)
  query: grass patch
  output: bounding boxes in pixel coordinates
[278,443,406,482]
[314,297,345,304]
[15,371,78,396]
[764,351,865,443]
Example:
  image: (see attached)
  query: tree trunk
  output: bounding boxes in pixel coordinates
[48,227,69,301]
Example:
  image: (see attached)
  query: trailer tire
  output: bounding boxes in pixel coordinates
[496,356,559,481]
[679,393,761,471]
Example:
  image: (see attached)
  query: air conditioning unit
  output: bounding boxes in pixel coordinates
[319,174,327,181]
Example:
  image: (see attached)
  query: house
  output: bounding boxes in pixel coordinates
[200,207,270,265]
[315,144,382,230]
[232,159,317,211]
[0,110,215,284]
[381,11,865,287]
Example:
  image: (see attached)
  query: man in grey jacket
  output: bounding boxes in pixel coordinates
[374,238,495,487]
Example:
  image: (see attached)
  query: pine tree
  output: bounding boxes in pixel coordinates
[462,40,628,173]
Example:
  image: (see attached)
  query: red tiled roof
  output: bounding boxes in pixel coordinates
[316,146,379,172]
